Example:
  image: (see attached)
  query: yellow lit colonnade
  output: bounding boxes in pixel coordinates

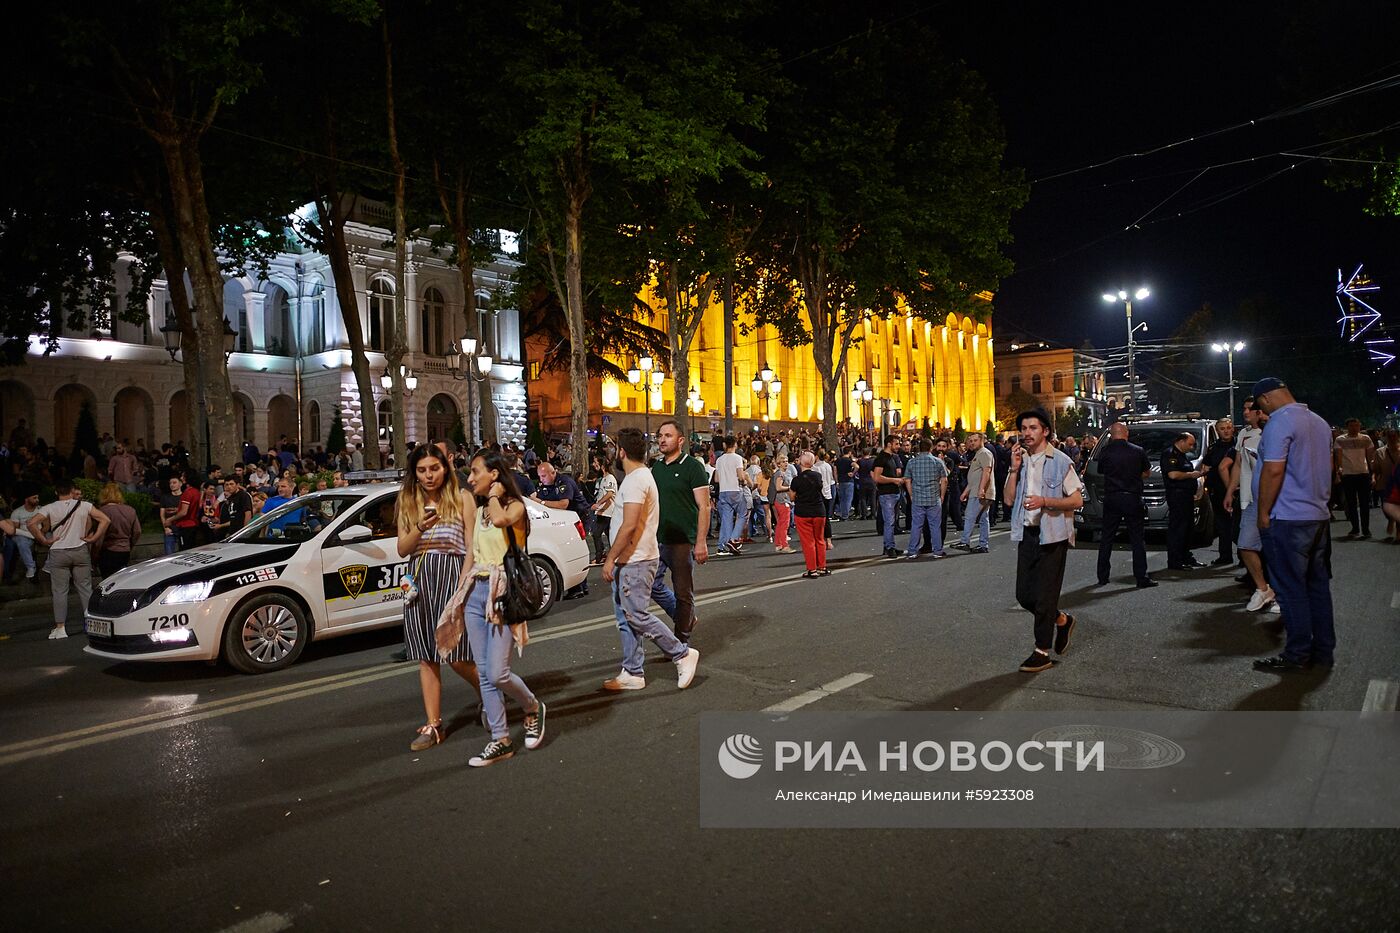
[597,288,996,433]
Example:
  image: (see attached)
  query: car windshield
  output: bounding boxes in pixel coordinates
[1096,426,1205,462]
[229,494,363,544]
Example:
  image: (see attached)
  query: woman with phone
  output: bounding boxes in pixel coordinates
[396,445,481,751]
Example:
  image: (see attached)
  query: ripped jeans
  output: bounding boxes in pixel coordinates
[613,558,687,676]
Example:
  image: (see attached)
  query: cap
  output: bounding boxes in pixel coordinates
[1251,376,1287,398]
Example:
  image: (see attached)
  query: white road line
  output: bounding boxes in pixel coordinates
[216,912,294,933]
[763,672,873,713]
[1362,679,1399,713]
[1391,590,1400,609]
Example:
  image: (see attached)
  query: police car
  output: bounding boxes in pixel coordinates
[83,485,590,674]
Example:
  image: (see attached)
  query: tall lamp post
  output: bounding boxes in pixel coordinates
[750,364,781,423]
[626,355,666,441]
[852,375,873,431]
[162,310,236,470]
[1210,340,1245,422]
[446,336,494,445]
[1102,287,1150,414]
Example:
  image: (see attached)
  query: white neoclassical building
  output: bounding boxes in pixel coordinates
[0,200,527,456]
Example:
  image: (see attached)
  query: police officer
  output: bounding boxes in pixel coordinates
[533,460,593,597]
[1095,422,1157,587]
[1162,432,1207,570]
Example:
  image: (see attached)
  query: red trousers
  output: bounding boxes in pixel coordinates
[773,503,791,549]
[795,515,827,570]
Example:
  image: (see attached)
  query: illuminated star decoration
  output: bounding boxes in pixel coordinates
[1336,264,1382,342]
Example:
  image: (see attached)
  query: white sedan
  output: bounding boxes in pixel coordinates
[83,485,590,674]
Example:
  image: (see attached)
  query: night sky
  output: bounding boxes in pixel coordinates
[940,2,1400,380]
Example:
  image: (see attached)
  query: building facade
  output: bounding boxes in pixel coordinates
[993,341,1108,429]
[0,203,527,457]
[527,285,998,437]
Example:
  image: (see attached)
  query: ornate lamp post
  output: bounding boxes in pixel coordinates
[750,364,781,423]
[626,355,666,440]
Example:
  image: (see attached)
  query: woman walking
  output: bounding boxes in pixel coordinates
[771,454,794,553]
[589,454,617,561]
[395,445,482,752]
[95,483,142,577]
[790,452,830,577]
[1374,430,1400,542]
[462,448,547,767]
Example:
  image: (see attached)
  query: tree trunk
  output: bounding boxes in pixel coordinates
[383,16,408,468]
[565,196,590,477]
[318,191,382,468]
[158,134,238,473]
[438,169,497,446]
[723,274,734,435]
[144,192,206,467]
[665,262,689,438]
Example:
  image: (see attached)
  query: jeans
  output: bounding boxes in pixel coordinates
[650,542,697,643]
[589,515,611,561]
[465,581,539,740]
[773,503,791,549]
[750,500,768,537]
[836,482,854,519]
[795,515,827,570]
[1341,474,1372,535]
[1261,520,1335,664]
[14,536,36,576]
[1097,491,1148,583]
[163,531,179,555]
[615,559,687,676]
[1015,527,1070,651]
[878,495,900,550]
[960,496,991,549]
[905,502,945,556]
[47,546,93,628]
[717,491,743,547]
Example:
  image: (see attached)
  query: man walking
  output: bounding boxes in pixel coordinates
[1094,422,1155,587]
[1224,396,1272,610]
[1202,418,1237,566]
[1004,409,1083,673]
[1252,378,1336,672]
[650,419,711,645]
[1162,433,1207,570]
[835,447,855,520]
[713,436,747,555]
[1334,417,1377,539]
[903,439,948,560]
[602,428,700,691]
[954,433,994,553]
[27,482,110,639]
[871,435,905,558]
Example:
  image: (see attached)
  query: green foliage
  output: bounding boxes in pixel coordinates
[1055,405,1092,440]
[326,409,347,454]
[953,419,966,443]
[997,388,1044,431]
[448,418,467,450]
[526,422,547,456]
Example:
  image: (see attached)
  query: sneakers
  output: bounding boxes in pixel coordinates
[1268,602,1281,614]
[1019,650,1053,673]
[603,670,647,691]
[950,542,973,551]
[523,701,546,750]
[675,647,700,689]
[1245,587,1275,612]
[48,627,68,640]
[1053,613,1076,655]
[468,737,515,767]
[970,546,989,554]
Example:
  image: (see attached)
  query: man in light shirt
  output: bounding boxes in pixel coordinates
[28,482,110,639]
[1224,396,1272,610]
[1334,417,1377,539]
[713,435,747,556]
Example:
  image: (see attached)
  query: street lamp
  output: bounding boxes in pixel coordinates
[1102,287,1150,414]
[687,386,705,415]
[852,375,873,429]
[626,355,666,440]
[751,365,781,423]
[381,365,417,398]
[445,334,494,445]
[1211,340,1246,422]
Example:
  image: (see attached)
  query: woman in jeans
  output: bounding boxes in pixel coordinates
[589,454,617,561]
[395,445,482,752]
[462,448,546,767]
[95,483,142,577]
[771,454,794,553]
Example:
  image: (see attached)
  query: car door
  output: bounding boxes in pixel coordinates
[319,492,407,628]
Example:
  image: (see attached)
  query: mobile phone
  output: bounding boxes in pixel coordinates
[424,504,437,515]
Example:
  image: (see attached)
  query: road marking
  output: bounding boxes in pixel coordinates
[1362,679,1399,712]
[1391,590,1400,609]
[764,672,873,713]
[217,912,294,933]
[0,556,890,767]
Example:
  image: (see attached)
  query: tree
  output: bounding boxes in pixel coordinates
[327,409,347,454]
[997,388,1043,432]
[747,8,1026,449]
[73,404,101,464]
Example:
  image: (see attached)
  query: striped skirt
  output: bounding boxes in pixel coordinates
[403,552,471,663]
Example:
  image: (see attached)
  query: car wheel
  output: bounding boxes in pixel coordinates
[529,556,563,620]
[223,593,309,674]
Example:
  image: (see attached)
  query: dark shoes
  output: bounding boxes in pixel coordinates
[1210,556,1234,566]
[1167,563,1199,571]
[1053,614,1076,655]
[1135,578,1159,588]
[969,546,989,554]
[884,548,898,559]
[1019,650,1054,673]
[1252,654,1311,674]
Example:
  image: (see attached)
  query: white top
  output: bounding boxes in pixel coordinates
[1022,450,1082,527]
[815,459,835,497]
[10,504,38,539]
[1334,434,1373,475]
[617,467,660,562]
[595,473,619,519]
[1235,425,1263,510]
[715,452,746,493]
[37,498,96,550]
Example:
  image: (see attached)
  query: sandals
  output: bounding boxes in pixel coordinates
[410,720,444,751]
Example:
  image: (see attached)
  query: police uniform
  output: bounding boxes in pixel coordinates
[1096,438,1152,585]
[1160,445,1199,568]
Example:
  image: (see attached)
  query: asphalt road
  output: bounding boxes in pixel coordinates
[2,514,1397,932]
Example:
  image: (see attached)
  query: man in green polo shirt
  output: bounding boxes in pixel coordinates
[648,418,711,645]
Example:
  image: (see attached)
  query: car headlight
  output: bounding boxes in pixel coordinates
[162,581,213,605]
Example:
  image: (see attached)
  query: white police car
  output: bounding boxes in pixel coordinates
[84,485,590,674]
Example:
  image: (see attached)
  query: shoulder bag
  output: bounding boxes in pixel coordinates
[495,524,543,625]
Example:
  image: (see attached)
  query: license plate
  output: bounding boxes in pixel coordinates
[86,617,112,637]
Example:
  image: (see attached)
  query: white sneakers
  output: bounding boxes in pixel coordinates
[603,670,647,691]
[1245,587,1276,612]
[675,648,700,689]
[1268,602,1281,614]
[48,627,68,640]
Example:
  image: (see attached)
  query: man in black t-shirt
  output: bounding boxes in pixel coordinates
[871,436,904,558]
[835,448,854,520]
[1201,419,1237,566]
[215,478,254,541]
[1095,423,1155,587]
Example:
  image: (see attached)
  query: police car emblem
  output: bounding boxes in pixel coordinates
[339,564,369,599]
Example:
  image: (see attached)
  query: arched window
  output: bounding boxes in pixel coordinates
[368,278,395,352]
[421,287,445,356]
[1010,375,1022,393]
[1031,373,1042,394]
[308,400,322,446]
[1052,371,1064,393]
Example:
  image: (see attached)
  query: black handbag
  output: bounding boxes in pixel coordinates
[495,525,543,624]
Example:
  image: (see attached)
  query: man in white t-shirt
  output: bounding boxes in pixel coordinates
[1225,396,1273,610]
[713,435,748,555]
[1334,417,1377,539]
[28,482,110,639]
[602,428,699,691]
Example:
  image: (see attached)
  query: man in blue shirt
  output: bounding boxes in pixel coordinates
[1251,377,1336,673]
